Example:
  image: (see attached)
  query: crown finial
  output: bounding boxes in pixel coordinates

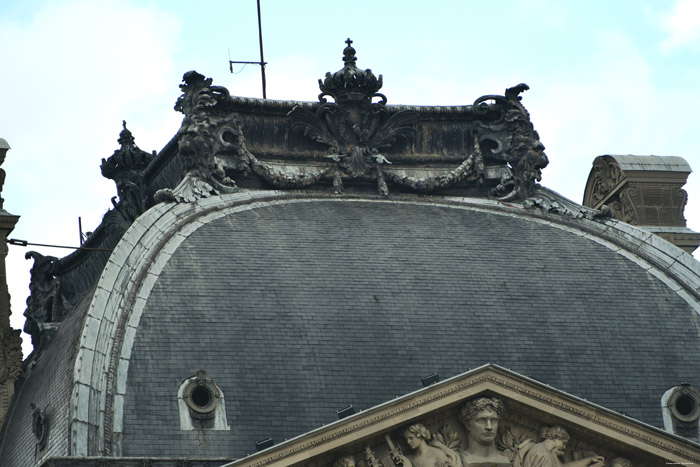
[117,120,135,147]
[101,121,152,181]
[343,38,356,66]
[318,39,384,104]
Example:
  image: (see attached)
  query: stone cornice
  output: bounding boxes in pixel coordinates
[221,365,700,467]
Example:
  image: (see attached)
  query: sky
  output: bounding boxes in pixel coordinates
[1,0,700,357]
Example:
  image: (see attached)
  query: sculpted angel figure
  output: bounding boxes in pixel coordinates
[459,397,511,466]
[398,423,461,467]
[513,426,603,467]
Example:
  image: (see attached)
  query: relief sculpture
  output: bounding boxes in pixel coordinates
[512,426,603,467]
[459,397,511,466]
[397,423,460,467]
[335,396,636,467]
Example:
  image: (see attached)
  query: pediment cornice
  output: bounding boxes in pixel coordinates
[223,365,700,467]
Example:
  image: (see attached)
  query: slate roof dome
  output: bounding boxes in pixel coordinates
[101,192,700,460]
[2,41,700,466]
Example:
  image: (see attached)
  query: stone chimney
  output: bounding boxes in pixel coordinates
[583,155,700,254]
[0,138,23,430]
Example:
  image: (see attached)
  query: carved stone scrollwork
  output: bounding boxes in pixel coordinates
[473,84,549,201]
[588,158,624,207]
[23,252,66,349]
[155,71,240,203]
[164,44,548,199]
[617,187,639,225]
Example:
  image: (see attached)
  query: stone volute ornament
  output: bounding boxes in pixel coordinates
[469,84,549,201]
[155,71,240,203]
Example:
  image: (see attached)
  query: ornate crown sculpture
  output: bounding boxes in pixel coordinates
[100,121,155,221]
[100,121,152,181]
[289,39,417,195]
[318,38,385,105]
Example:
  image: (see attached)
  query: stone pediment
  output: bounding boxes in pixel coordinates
[222,365,700,467]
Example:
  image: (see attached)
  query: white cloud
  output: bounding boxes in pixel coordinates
[660,0,700,51]
[1,0,183,357]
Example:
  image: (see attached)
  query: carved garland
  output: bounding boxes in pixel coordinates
[163,41,549,202]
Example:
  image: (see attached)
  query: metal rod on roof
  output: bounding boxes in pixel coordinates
[227,0,268,99]
[257,0,267,99]
[7,238,113,252]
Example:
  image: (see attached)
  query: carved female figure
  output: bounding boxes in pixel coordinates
[398,423,460,467]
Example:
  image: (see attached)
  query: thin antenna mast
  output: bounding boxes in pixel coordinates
[229,0,268,99]
[257,0,267,99]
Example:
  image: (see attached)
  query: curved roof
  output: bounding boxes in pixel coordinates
[3,55,700,464]
[604,155,692,173]
[62,191,700,460]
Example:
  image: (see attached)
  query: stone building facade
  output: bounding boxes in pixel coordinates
[1,41,700,466]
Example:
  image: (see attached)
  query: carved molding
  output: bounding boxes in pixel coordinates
[583,155,693,235]
[221,366,700,467]
[586,157,625,208]
[160,42,548,201]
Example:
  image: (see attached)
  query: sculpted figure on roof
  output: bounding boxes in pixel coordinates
[458,397,512,466]
[513,426,604,467]
[397,423,461,467]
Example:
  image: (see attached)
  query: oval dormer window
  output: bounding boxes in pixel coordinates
[178,370,230,430]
